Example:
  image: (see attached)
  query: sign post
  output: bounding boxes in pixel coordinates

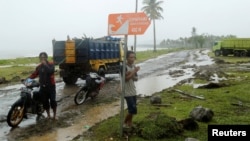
[121,34,127,136]
[108,12,151,137]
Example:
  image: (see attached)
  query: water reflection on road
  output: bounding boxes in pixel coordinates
[136,49,213,96]
[136,68,194,96]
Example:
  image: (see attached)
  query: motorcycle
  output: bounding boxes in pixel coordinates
[7,78,45,127]
[74,72,105,105]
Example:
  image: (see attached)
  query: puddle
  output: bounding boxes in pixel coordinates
[136,68,195,96]
[24,101,122,141]
[0,82,73,141]
[0,84,23,91]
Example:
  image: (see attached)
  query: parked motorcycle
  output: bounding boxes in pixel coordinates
[7,78,45,127]
[74,72,105,105]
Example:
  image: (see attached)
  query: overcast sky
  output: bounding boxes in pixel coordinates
[0,0,250,59]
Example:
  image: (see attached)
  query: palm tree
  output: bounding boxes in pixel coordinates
[141,0,164,52]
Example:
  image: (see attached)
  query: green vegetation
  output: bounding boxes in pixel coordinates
[208,52,250,64]
[215,56,250,64]
[0,57,39,65]
[72,54,250,141]
[0,57,53,81]
[78,72,250,140]
[0,66,34,81]
[136,48,187,63]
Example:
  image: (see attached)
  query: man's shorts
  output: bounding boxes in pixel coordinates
[125,96,137,114]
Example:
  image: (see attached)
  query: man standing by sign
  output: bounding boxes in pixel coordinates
[123,51,140,128]
[108,12,149,134]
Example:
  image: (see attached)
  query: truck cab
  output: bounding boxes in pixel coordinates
[212,41,221,56]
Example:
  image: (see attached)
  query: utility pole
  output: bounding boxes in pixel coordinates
[120,35,128,136]
[133,0,138,53]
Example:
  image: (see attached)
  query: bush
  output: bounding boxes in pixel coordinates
[137,112,183,140]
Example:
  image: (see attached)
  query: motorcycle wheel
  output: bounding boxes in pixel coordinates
[7,104,25,127]
[74,89,88,105]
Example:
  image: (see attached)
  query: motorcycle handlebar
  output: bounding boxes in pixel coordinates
[21,78,40,88]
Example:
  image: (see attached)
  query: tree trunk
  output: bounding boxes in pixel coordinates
[153,19,156,52]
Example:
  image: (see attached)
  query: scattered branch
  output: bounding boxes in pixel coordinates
[173,89,205,100]
[231,102,250,108]
[152,104,171,107]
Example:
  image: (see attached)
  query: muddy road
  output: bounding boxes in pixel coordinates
[0,49,214,141]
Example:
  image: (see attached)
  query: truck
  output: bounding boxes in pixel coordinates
[212,38,250,57]
[52,36,124,85]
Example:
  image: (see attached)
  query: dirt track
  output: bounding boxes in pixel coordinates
[6,79,121,141]
[2,49,222,141]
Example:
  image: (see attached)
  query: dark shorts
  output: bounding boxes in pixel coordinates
[39,85,57,109]
[125,96,137,115]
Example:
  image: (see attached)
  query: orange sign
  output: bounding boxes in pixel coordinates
[108,12,151,35]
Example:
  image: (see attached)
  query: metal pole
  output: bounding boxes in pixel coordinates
[133,0,138,53]
[120,35,128,136]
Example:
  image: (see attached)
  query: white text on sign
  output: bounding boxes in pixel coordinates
[131,28,142,33]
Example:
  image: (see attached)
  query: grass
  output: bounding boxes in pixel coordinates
[0,57,41,65]
[0,57,38,81]
[208,51,250,63]
[72,50,250,141]
[135,47,189,63]
[217,56,250,63]
[78,74,250,141]
[0,58,49,81]
[0,66,34,81]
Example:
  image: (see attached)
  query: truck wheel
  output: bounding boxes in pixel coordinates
[215,50,220,56]
[234,51,240,57]
[222,51,228,56]
[240,51,247,57]
[63,76,78,85]
[98,67,105,77]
